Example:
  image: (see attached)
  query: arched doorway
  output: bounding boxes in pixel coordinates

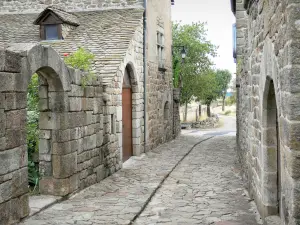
[262,78,281,216]
[122,66,133,162]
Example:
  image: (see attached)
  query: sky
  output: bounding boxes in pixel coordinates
[171,0,236,75]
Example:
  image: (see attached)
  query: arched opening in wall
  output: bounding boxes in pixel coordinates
[27,73,40,194]
[262,78,281,216]
[164,101,170,120]
[26,66,66,196]
[122,65,133,162]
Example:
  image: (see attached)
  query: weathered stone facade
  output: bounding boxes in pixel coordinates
[145,0,178,150]
[236,0,300,224]
[0,0,144,14]
[0,1,180,224]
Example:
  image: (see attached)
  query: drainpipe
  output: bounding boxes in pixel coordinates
[143,0,147,152]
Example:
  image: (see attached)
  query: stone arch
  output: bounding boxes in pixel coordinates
[23,45,74,196]
[121,62,143,161]
[261,76,280,217]
[24,45,71,92]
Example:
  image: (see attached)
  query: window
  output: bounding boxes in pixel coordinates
[157,31,165,71]
[45,24,59,40]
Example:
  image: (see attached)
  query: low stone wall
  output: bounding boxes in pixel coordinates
[0,44,120,224]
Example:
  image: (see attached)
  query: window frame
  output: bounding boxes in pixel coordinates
[157,30,166,72]
[43,24,61,40]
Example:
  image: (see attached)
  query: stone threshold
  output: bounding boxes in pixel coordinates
[28,195,63,216]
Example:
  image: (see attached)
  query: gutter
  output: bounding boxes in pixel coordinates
[143,0,147,152]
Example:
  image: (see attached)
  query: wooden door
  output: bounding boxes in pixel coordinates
[122,87,133,162]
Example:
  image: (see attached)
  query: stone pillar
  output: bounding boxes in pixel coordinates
[0,49,30,224]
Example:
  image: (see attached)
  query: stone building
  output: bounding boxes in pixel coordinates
[0,0,180,223]
[233,0,300,224]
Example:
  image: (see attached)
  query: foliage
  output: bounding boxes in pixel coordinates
[225,94,237,106]
[27,73,39,111]
[64,47,96,88]
[215,69,232,99]
[195,69,220,106]
[172,21,218,106]
[27,74,40,189]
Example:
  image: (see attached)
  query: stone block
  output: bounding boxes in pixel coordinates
[0,72,26,92]
[39,175,78,196]
[48,92,69,112]
[18,194,30,219]
[5,109,26,130]
[0,50,21,73]
[84,86,95,97]
[39,85,48,98]
[93,97,103,114]
[52,139,78,155]
[69,97,82,111]
[11,167,28,198]
[286,149,300,179]
[40,154,51,162]
[0,180,12,204]
[133,144,142,156]
[52,129,71,143]
[0,146,27,175]
[69,84,84,97]
[5,129,26,150]
[53,152,77,179]
[39,130,51,139]
[39,112,60,130]
[39,139,51,154]
[0,109,5,137]
[261,146,278,173]
[39,161,52,176]
[94,165,106,182]
[4,92,27,110]
[39,98,48,111]
[83,134,97,150]
[95,130,104,147]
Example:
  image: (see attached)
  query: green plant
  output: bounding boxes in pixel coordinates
[64,47,96,88]
[27,74,40,191]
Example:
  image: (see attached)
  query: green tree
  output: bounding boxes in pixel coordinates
[215,69,232,111]
[195,70,220,117]
[172,22,217,121]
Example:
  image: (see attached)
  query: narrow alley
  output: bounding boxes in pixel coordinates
[20,116,261,225]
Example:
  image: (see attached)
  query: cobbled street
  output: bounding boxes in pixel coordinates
[20,116,261,225]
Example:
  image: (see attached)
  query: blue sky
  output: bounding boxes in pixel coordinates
[171,0,236,75]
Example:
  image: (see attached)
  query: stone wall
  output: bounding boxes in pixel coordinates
[145,0,178,151]
[0,44,121,224]
[0,0,144,14]
[237,0,300,224]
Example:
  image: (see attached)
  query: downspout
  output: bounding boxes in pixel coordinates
[143,0,147,152]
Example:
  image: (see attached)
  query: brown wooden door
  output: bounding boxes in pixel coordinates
[122,88,133,162]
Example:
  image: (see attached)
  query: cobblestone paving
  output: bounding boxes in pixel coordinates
[134,136,261,225]
[21,126,261,225]
[20,135,210,225]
